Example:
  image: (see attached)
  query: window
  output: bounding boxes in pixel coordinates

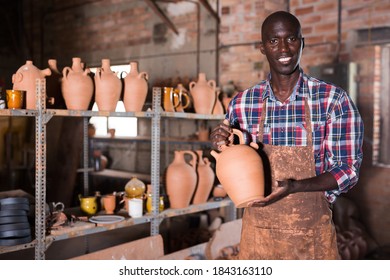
[89,64,137,137]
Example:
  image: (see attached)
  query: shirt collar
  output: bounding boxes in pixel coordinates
[263,68,309,102]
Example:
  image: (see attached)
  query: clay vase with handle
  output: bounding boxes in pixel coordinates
[46,59,65,109]
[94,58,122,112]
[212,87,224,115]
[189,73,216,115]
[123,61,148,112]
[166,150,197,209]
[12,60,51,109]
[61,57,94,110]
[192,150,215,204]
[210,120,265,208]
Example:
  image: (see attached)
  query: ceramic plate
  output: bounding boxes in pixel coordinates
[89,215,125,224]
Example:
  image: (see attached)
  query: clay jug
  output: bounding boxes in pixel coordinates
[12,60,51,109]
[46,59,65,109]
[189,73,216,115]
[210,120,265,208]
[61,57,94,110]
[192,150,215,204]
[212,87,224,115]
[166,150,197,209]
[94,59,122,112]
[123,61,148,112]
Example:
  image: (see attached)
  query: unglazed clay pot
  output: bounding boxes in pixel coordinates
[212,87,224,115]
[95,59,122,112]
[123,61,148,112]
[189,73,216,115]
[61,57,94,110]
[210,121,265,208]
[192,150,215,205]
[12,60,51,109]
[166,150,197,209]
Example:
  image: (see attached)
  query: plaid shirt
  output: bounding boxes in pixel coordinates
[226,69,364,203]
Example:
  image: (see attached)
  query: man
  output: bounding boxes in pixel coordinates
[210,11,363,259]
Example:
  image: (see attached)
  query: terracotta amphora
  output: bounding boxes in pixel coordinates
[95,59,122,112]
[123,61,148,112]
[210,120,265,208]
[212,87,224,115]
[166,150,197,209]
[61,57,94,110]
[192,150,215,205]
[189,73,216,115]
[46,59,66,109]
[12,60,51,109]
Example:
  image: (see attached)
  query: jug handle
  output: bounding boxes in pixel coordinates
[180,91,191,109]
[189,81,196,90]
[62,66,72,79]
[171,90,180,109]
[138,71,149,81]
[183,150,197,169]
[208,79,217,90]
[78,194,82,201]
[120,70,127,80]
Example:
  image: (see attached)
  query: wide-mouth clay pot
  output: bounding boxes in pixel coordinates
[210,123,264,208]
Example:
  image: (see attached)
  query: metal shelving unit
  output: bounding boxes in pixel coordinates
[0,83,236,259]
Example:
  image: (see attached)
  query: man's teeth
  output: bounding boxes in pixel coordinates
[279,57,291,62]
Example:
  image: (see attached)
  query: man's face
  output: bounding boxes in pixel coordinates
[260,19,303,76]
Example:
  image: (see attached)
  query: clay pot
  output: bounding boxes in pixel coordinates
[12,60,51,109]
[123,61,148,112]
[61,57,94,110]
[192,150,215,204]
[189,73,216,114]
[212,184,227,200]
[94,59,122,112]
[166,150,197,209]
[46,59,66,109]
[212,87,224,115]
[210,121,265,208]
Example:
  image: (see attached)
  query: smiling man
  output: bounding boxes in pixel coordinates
[210,11,364,259]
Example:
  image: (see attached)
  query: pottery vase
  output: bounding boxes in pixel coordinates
[192,150,215,205]
[210,120,265,208]
[94,59,122,112]
[12,60,51,109]
[61,57,94,110]
[189,73,216,115]
[166,150,197,209]
[212,87,224,115]
[46,59,66,109]
[123,61,148,112]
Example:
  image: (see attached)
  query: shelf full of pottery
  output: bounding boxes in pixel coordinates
[0,58,237,259]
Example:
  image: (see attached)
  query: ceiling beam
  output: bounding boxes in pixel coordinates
[144,0,179,35]
[198,0,220,23]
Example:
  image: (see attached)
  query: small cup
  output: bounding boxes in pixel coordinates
[6,90,24,109]
[128,198,143,218]
[103,195,116,214]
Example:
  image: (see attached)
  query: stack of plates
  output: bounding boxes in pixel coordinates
[0,197,32,246]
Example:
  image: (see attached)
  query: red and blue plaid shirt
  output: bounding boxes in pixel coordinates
[226,69,364,203]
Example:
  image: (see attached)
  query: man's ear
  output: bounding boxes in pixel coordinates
[259,42,265,54]
[301,37,305,50]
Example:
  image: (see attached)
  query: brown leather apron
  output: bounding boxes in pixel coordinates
[238,100,340,260]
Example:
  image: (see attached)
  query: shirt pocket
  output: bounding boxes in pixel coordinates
[294,122,307,146]
[313,121,326,158]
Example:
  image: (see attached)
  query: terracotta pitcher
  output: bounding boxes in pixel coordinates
[189,73,216,115]
[12,60,51,109]
[123,61,148,112]
[166,150,197,209]
[61,57,94,110]
[212,87,224,115]
[192,150,215,205]
[174,83,191,112]
[95,59,122,112]
[210,120,265,208]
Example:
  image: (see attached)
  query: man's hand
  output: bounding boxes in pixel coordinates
[248,179,293,207]
[210,120,232,151]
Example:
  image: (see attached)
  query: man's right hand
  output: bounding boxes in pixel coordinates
[209,120,232,151]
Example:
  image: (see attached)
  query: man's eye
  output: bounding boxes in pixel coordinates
[269,39,278,44]
[288,37,297,42]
